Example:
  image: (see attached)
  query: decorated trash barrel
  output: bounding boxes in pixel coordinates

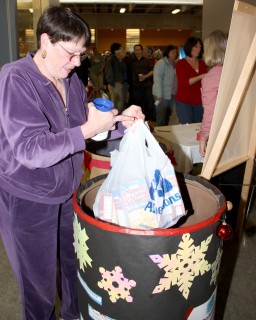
[73,173,226,320]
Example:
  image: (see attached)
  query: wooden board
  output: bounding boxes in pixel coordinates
[200,1,256,237]
[201,0,256,179]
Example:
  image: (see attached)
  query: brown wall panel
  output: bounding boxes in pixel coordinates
[140,29,192,47]
[97,29,126,53]
[96,29,193,53]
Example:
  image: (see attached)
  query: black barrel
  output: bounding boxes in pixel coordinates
[73,173,226,320]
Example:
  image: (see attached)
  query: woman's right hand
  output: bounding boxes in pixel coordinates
[80,102,138,140]
[80,102,118,139]
[189,73,206,85]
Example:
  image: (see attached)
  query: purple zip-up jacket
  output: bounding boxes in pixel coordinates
[0,53,124,204]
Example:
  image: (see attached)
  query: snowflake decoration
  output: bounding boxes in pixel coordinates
[98,266,136,303]
[210,247,223,285]
[150,233,213,299]
[73,213,92,271]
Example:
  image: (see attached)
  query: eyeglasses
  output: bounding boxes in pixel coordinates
[57,42,87,60]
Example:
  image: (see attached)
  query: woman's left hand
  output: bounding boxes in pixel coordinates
[199,139,207,157]
[120,105,145,128]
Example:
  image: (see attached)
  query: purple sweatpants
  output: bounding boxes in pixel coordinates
[0,188,79,320]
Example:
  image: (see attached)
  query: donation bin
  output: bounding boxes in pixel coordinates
[73,173,226,320]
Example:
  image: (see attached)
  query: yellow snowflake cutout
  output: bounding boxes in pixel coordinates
[211,247,223,285]
[73,213,92,271]
[98,266,136,303]
[150,233,213,300]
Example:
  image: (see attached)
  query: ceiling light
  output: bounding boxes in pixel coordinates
[120,8,126,13]
[29,8,33,13]
[172,9,181,14]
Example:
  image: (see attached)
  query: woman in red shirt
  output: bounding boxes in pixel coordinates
[176,37,207,124]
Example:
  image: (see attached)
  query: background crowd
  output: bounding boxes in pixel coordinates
[77,33,222,130]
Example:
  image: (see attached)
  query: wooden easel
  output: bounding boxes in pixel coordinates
[200,0,256,238]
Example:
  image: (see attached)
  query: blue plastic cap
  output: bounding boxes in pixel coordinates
[93,98,114,112]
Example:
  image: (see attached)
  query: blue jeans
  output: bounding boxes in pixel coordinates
[155,95,175,126]
[176,101,203,124]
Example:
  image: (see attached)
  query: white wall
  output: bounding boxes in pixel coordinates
[202,0,234,39]
[202,0,256,39]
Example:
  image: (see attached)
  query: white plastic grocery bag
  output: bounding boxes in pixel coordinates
[93,120,186,229]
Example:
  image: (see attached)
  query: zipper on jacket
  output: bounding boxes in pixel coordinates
[64,105,69,119]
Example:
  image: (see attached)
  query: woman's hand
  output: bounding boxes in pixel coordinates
[80,103,145,139]
[199,139,207,157]
[120,105,145,128]
[81,102,120,139]
[189,73,207,85]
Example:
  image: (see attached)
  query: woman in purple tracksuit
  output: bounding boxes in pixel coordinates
[0,6,144,320]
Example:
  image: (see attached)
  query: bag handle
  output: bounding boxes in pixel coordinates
[138,122,168,167]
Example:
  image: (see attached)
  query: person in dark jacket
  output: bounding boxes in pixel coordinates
[104,43,128,112]
[0,6,144,320]
[129,44,155,121]
[74,54,91,87]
